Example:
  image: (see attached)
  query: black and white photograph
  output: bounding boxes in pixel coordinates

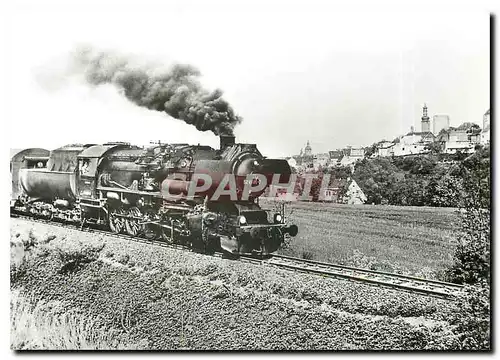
[5,0,492,352]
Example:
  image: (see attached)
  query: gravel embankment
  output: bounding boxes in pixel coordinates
[10,218,460,350]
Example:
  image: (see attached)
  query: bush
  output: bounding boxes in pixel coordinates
[445,283,490,350]
[440,146,490,350]
[444,147,490,285]
[444,213,490,285]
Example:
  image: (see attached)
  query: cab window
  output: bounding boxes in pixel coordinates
[79,158,98,175]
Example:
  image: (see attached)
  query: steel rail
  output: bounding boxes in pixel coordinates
[259,254,463,299]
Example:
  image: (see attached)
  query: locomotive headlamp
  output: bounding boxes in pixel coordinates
[274,214,283,223]
[239,215,247,225]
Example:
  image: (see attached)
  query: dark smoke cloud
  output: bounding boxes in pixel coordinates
[71,46,241,136]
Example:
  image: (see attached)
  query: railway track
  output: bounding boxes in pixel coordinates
[261,254,464,299]
[11,212,463,300]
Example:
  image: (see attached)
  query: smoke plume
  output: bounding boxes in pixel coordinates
[71,46,241,136]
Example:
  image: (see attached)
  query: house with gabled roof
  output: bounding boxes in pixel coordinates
[320,178,367,204]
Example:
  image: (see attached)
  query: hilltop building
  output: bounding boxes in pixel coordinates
[313,153,330,170]
[290,141,314,170]
[328,150,344,167]
[372,141,395,157]
[304,140,312,156]
[421,103,431,132]
[289,142,364,172]
[390,105,436,156]
[481,109,490,145]
[339,146,365,167]
[370,105,434,157]
[438,128,476,154]
[433,114,450,135]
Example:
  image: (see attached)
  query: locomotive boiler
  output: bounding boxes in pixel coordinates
[11,136,298,257]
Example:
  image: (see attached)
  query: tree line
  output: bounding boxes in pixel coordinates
[352,145,489,207]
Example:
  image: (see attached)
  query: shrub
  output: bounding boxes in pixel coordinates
[440,147,490,350]
[444,147,490,285]
[444,215,490,285]
[445,283,490,350]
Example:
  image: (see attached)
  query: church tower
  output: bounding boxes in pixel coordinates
[304,141,312,156]
[421,103,430,132]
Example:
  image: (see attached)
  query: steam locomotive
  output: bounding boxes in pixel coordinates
[10,135,298,257]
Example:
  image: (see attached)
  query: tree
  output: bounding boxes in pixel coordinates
[445,146,490,284]
[325,165,351,179]
[457,122,481,131]
[364,142,378,158]
[442,146,491,350]
[451,149,468,162]
[426,174,463,207]
[424,141,443,155]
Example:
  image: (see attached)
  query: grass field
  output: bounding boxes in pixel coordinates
[261,200,460,278]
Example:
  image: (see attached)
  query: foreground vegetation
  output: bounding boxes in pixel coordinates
[10,290,146,350]
[11,219,466,350]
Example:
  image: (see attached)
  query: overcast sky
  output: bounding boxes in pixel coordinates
[5,0,490,158]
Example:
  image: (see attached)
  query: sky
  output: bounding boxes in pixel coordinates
[4,0,491,158]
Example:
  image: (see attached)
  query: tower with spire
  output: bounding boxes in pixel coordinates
[304,140,312,156]
[421,103,430,132]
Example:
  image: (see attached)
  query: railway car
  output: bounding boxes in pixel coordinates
[10,136,298,257]
[10,148,50,206]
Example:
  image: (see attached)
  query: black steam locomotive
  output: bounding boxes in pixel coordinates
[10,135,298,257]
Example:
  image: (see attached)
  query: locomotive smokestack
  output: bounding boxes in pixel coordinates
[220,135,235,149]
